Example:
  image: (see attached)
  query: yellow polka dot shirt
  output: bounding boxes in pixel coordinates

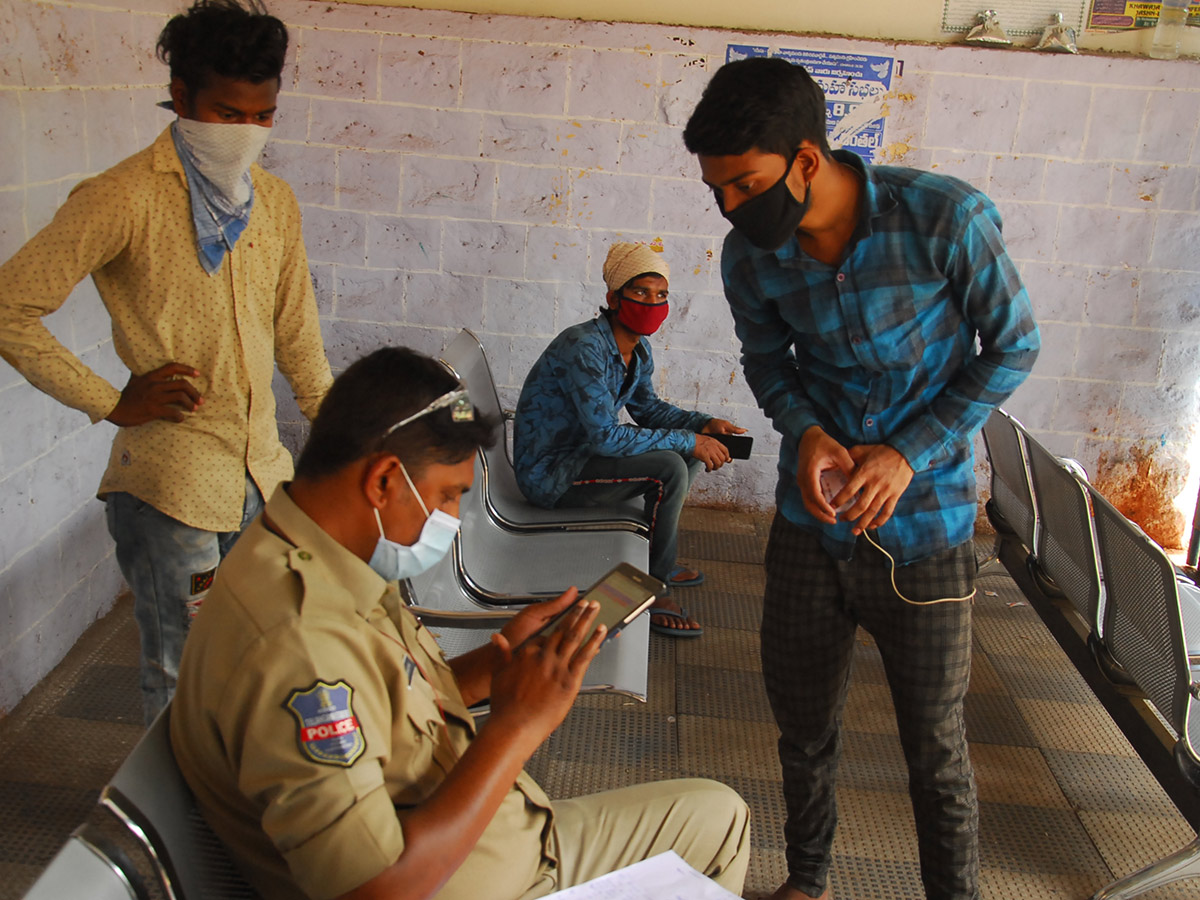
[0,127,333,532]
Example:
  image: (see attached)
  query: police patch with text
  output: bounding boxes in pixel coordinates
[284,679,366,767]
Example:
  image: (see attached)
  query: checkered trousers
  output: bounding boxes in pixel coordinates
[760,512,980,900]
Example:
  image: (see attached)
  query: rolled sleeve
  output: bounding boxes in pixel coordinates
[283,783,404,900]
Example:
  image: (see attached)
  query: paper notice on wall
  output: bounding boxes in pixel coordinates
[1088,0,1200,30]
[723,44,899,164]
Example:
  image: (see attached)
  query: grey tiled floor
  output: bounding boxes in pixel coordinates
[2,507,1197,898]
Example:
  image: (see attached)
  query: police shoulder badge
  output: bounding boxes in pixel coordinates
[284,679,366,767]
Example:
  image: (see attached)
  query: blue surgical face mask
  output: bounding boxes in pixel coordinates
[367,462,461,582]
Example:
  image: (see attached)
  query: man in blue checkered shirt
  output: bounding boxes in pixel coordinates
[685,59,1039,900]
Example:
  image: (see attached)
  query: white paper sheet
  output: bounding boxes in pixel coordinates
[547,851,742,899]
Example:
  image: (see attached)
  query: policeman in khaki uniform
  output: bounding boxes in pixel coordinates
[171,346,750,900]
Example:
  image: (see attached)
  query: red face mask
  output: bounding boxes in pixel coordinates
[616,294,670,335]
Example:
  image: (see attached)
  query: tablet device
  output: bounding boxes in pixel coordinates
[534,562,664,646]
[712,434,753,459]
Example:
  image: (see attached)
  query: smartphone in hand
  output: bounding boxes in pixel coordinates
[712,434,753,459]
[534,563,664,646]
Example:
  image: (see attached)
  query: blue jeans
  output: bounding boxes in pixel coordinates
[105,472,264,724]
[761,514,979,900]
[555,451,702,582]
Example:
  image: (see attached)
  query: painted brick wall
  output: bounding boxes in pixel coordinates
[3,0,1200,709]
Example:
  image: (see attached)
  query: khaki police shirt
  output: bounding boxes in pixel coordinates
[0,128,332,532]
[171,485,555,900]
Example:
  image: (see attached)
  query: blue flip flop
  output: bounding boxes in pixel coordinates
[648,606,704,638]
[667,565,705,587]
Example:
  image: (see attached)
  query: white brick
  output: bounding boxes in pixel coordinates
[1150,210,1200,271]
[568,48,658,122]
[1135,270,1200,330]
[56,503,111,590]
[334,266,404,323]
[657,53,710,127]
[131,87,174,150]
[365,214,440,271]
[660,290,734,353]
[994,201,1059,264]
[302,207,367,266]
[928,151,990,191]
[1020,262,1086,323]
[260,141,337,206]
[0,92,22,189]
[651,177,725,238]
[654,234,715,295]
[524,225,589,282]
[21,89,87,183]
[988,156,1046,204]
[405,272,485,331]
[1003,375,1058,432]
[461,45,568,116]
[1013,82,1089,159]
[85,10,141,87]
[310,262,335,316]
[485,279,558,336]
[620,123,693,179]
[1084,87,1147,163]
[555,280,602,332]
[1083,268,1138,328]
[272,93,311,143]
[379,34,461,108]
[482,114,622,170]
[1118,382,1199,440]
[309,99,480,157]
[321,318,407,370]
[295,27,378,101]
[403,156,495,219]
[1074,325,1163,384]
[496,164,567,225]
[1030,322,1079,379]
[337,149,400,214]
[1051,378,1120,435]
[923,74,1020,153]
[1139,89,1200,165]
[1055,206,1152,268]
[442,220,526,279]
[85,90,140,173]
[1042,160,1112,207]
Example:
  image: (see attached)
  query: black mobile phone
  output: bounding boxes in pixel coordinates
[713,434,753,459]
[535,563,664,646]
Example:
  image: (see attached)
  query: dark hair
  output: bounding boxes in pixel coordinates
[295,347,497,481]
[683,58,830,158]
[156,0,288,98]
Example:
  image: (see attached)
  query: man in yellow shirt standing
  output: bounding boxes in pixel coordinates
[0,0,332,723]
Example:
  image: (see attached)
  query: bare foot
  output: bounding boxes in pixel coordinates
[766,884,829,900]
[649,597,701,632]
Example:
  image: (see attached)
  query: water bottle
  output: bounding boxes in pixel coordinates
[1150,0,1191,60]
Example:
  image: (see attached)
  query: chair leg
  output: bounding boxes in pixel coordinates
[1091,836,1200,899]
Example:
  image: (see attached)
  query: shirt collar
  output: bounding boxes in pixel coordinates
[594,313,650,366]
[263,484,390,620]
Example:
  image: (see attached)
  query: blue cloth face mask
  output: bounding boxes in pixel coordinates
[367,462,461,581]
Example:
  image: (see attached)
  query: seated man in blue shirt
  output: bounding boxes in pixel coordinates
[513,242,745,637]
[684,59,1040,900]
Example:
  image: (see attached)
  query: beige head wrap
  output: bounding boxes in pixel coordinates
[602,242,670,292]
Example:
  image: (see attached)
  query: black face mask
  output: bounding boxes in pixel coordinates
[716,152,810,251]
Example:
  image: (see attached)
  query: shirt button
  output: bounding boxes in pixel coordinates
[836,272,846,282]
[298,550,313,561]
[851,335,863,345]
[865,418,875,427]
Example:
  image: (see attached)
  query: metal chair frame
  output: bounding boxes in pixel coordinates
[439,328,650,538]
